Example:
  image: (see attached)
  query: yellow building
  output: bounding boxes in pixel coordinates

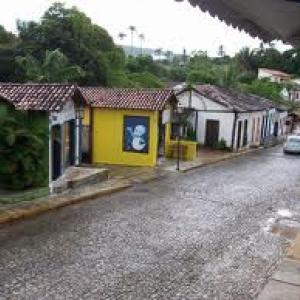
[80,88,178,167]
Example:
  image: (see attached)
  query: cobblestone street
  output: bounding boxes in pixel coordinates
[1,146,300,299]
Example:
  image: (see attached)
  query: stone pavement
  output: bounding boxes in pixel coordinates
[158,148,248,172]
[1,146,300,299]
[0,178,130,225]
[99,147,260,181]
[0,147,262,225]
[258,233,300,299]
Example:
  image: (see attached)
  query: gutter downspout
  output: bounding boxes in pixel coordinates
[231,110,238,151]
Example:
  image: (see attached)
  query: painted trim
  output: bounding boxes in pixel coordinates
[231,111,238,150]
[48,113,53,193]
[90,108,94,163]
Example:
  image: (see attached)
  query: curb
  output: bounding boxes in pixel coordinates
[0,183,131,225]
[179,147,262,173]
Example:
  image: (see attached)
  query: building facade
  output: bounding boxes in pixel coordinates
[0,84,87,192]
[80,87,177,167]
[258,68,292,84]
[176,85,287,151]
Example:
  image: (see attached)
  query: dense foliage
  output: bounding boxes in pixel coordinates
[0,104,48,190]
[0,2,299,191]
[1,2,299,96]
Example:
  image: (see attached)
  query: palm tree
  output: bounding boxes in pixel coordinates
[165,50,173,62]
[235,47,258,72]
[218,45,225,57]
[138,33,145,55]
[16,49,85,83]
[118,32,127,42]
[128,26,136,55]
[154,48,163,60]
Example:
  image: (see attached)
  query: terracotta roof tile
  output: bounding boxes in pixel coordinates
[260,68,291,78]
[195,84,276,112]
[80,87,175,111]
[0,83,81,111]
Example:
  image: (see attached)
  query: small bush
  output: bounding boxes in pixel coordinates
[213,138,229,150]
[0,104,49,190]
[186,125,197,141]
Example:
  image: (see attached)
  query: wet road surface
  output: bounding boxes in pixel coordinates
[1,146,300,299]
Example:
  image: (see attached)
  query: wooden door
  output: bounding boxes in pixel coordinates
[52,125,62,181]
[243,119,248,146]
[205,120,219,147]
[237,121,242,149]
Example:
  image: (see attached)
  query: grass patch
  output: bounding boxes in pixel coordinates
[0,187,49,205]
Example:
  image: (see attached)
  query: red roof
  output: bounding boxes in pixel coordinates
[0,83,84,111]
[195,84,275,111]
[260,68,291,78]
[80,87,175,111]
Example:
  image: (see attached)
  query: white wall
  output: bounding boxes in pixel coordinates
[176,90,287,150]
[49,100,76,126]
[178,90,235,147]
[258,69,287,84]
[177,90,227,111]
[234,111,265,150]
[48,100,79,189]
[197,111,235,147]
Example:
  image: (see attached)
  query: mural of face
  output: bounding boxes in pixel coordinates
[124,116,149,153]
[133,125,146,137]
[132,125,146,151]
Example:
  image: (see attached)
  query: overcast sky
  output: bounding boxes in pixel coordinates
[1,0,291,56]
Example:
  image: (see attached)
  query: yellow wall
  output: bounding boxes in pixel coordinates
[92,108,159,166]
[165,123,198,161]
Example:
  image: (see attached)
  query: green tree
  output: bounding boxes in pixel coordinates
[235,47,258,73]
[0,25,19,82]
[187,69,218,85]
[237,79,283,102]
[16,49,85,83]
[128,72,163,88]
[0,104,48,189]
[17,2,119,85]
[128,25,136,55]
[0,25,16,45]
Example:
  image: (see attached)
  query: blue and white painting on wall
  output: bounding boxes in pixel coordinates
[124,116,149,153]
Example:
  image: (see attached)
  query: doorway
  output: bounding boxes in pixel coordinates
[243,119,248,146]
[205,120,219,147]
[52,125,62,181]
[158,114,165,157]
[274,121,279,137]
[237,121,242,149]
[63,120,75,169]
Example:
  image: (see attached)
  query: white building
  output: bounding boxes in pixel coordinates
[290,88,300,104]
[0,84,87,193]
[258,68,292,84]
[176,85,288,150]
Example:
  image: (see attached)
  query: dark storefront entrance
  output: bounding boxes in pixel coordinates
[205,120,219,147]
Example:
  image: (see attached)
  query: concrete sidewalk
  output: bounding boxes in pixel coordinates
[258,234,300,300]
[158,147,261,172]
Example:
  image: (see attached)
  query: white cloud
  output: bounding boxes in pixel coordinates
[1,0,292,56]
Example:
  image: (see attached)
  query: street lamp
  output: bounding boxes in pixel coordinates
[75,106,85,120]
